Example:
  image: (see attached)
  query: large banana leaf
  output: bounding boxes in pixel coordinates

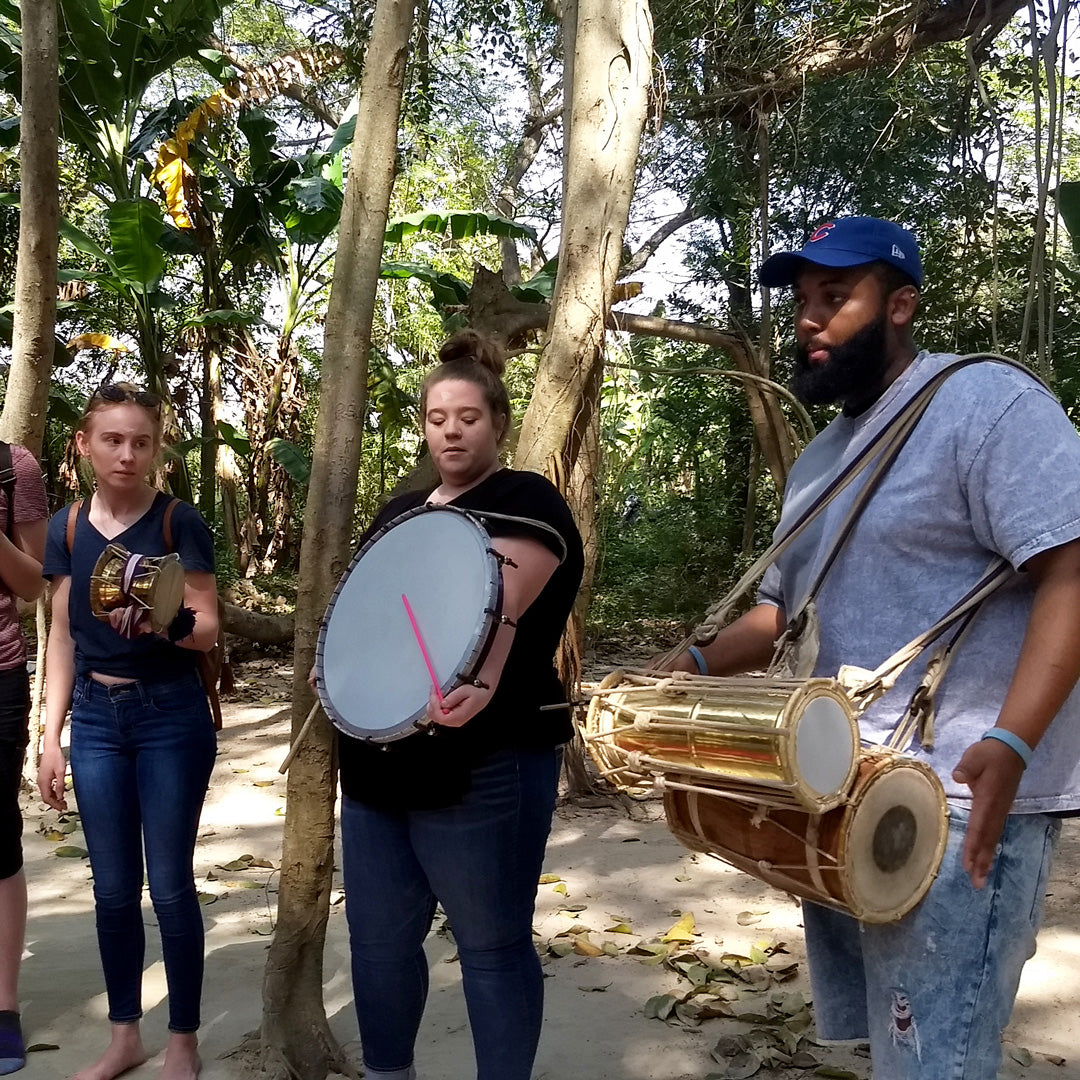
[1056,182,1080,256]
[0,0,226,160]
[267,438,311,486]
[107,199,166,290]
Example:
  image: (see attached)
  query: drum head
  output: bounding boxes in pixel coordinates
[145,555,185,632]
[844,760,948,921]
[316,506,500,742]
[792,687,858,800]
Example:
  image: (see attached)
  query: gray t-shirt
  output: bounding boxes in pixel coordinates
[759,351,1080,811]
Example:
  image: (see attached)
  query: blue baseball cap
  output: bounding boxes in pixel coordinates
[759,217,923,288]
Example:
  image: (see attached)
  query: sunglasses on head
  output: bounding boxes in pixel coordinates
[94,384,161,410]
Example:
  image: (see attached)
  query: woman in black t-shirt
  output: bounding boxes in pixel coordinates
[333,331,583,1080]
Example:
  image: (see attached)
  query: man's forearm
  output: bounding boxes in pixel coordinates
[679,603,786,676]
[995,540,1080,752]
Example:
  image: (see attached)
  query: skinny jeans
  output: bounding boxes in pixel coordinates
[341,745,561,1080]
[69,671,216,1033]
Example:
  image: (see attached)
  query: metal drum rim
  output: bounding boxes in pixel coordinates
[314,504,501,742]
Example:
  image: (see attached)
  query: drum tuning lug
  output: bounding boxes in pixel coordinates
[471,677,490,690]
[493,550,519,569]
[498,614,518,629]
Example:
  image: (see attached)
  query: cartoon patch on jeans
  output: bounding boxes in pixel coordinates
[889,989,921,1059]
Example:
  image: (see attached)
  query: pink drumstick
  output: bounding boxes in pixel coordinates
[401,593,445,706]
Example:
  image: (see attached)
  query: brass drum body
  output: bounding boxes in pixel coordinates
[90,543,185,633]
[663,752,949,923]
[582,671,860,812]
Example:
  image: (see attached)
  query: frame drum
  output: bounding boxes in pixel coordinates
[582,671,860,812]
[315,505,502,742]
[663,752,949,923]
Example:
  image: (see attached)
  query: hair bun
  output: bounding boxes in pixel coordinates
[438,329,506,377]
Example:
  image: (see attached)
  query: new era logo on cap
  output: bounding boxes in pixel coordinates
[759,217,923,288]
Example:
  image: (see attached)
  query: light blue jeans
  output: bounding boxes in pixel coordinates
[341,746,562,1080]
[803,806,1059,1079]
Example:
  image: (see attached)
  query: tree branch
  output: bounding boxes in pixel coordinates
[622,204,701,275]
[683,0,1026,116]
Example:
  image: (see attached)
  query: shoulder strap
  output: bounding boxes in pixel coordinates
[161,496,180,552]
[0,442,14,539]
[159,496,223,729]
[664,353,1041,661]
[65,499,85,553]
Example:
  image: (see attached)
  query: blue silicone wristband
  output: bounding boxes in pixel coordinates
[981,727,1033,767]
[687,645,708,676]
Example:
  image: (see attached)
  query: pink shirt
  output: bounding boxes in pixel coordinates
[0,445,48,670]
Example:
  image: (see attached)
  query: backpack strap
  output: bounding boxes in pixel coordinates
[160,496,224,731]
[161,496,179,552]
[65,499,85,554]
[0,442,15,540]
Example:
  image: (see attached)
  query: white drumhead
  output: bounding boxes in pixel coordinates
[316,507,500,742]
[794,693,857,797]
[845,762,947,920]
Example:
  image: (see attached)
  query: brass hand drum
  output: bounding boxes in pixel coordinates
[90,543,185,633]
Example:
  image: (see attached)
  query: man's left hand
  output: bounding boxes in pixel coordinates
[952,738,1026,889]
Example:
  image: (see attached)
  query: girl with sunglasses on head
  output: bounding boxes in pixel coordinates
[37,384,218,1080]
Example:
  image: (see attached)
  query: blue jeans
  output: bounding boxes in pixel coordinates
[69,672,216,1033]
[803,806,1059,1079]
[341,746,562,1080]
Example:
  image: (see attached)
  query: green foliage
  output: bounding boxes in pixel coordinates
[589,338,780,636]
[267,437,310,485]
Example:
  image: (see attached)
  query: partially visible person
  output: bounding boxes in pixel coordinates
[0,441,48,1076]
[329,330,584,1080]
[37,385,218,1080]
[663,217,1080,1078]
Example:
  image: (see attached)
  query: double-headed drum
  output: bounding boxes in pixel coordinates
[582,671,860,812]
[663,752,949,923]
[90,543,185,633]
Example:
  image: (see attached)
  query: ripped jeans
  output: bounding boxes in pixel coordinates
[803,806,1059,1080]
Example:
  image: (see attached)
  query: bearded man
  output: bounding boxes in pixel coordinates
[664,217,1080,1078]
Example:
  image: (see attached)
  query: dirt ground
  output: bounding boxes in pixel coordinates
[13,657,1080,1079]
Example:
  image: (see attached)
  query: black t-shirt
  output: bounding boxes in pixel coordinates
[337,468,585,809]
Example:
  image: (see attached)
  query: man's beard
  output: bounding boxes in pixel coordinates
[792,314,890,414]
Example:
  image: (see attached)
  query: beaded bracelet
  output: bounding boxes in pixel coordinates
[981,727,1033,768]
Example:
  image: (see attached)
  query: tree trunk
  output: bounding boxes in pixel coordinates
[5,0,58,779]
[560,358,602,797]
[1,0,58,453]
[258,1,418,1077]
[515,0,653,478]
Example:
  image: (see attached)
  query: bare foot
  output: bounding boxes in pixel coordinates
[72,1024,148,1080]
[159,1033,200,1080]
